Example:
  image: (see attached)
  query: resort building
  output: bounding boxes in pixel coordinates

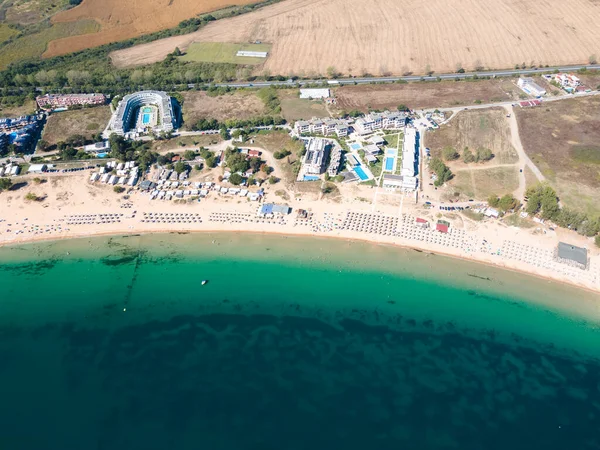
[353,111,407,135]
[302,138,330,175]
[381,126,420,191]
[554,242,588,270]
[27,164,48,174]
[36,93,106,110]
[327,144,343,177]
[517,77,546,97]
[294,118,349,137]
[299,89,330,99]
[110,91,176,137]
[258,203,291,217]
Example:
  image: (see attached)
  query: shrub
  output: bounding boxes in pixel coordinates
[229,173,243,185]
[442,146,459,161]
[113,186,125,193]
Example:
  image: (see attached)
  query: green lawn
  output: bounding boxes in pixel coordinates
[180,42,272,65]
[0,20,99,70]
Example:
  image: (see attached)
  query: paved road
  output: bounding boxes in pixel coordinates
[213,64,600,88]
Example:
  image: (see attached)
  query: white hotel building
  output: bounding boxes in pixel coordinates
[353,111,407,135]
[294,118,350,137]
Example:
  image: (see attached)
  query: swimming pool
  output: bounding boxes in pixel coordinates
[353,166,369,181]
[303,175,320,181]
[385,157,394,171]
[350,143,362,151]
[386,148,396,156]
[142,106,153,113]
[142,113,151,125]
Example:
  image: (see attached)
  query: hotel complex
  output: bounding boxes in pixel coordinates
[110,91,176,137]
[353,111,407,135]
[382,127,419,191]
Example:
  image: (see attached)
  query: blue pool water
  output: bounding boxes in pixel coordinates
[353,166,369,181]
[350,143,362,151]
[142,113,151,125]
[303,175,320,181]
[385,157,394,171]
[142,107,153,113]
[97,153,108,158]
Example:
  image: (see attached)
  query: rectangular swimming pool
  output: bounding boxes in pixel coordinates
[142,113,151,125]
[303,175,320,181]
[386,148,396,156]
[350,143,362,151]
[353,166,369,181]
[385,157,394,171]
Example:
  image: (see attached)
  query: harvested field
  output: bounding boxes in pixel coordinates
[515,96,600,216]
[279,90,329,121]
[41,106,111,145]
[333,80,521,112]
[182,91,267,128]
[450,166,520,200]
[180,42,271,65]
[0,20,98,69]
[2,0,69,25]
[44,0,261,58]
[427,108,519,165]
[109,0,600,75]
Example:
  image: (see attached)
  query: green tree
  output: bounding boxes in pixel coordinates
[184,150,197,160]
[113,186,125,193]
[249,156,262,173]
[220,127,230,140]
[430,158,453,186]
[37,139,50,152]
[488,195,500,208]
[462,147,475,163]
[0,178,13,192]
[268,176,278,184]
[205,156,217,168]
[595,235,600,248]
[229,173,243,185]
[476,148,493,162]
[174,161,189,174]
[498,194,518,212]
[226,152,250,173]
[442,146,459,161]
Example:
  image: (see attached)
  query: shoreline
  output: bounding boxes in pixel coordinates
[2,225,599,296]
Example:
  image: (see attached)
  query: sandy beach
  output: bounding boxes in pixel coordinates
[1,171,599,293]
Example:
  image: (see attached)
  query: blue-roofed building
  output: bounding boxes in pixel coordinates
[258,203,291,217]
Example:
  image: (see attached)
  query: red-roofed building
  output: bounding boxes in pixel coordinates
[171,155,182,162]
[248,150,261,157]
[436,223,449,233]
[415,218,429,228]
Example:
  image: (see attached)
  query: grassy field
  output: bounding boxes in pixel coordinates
[151,135,222,153]
[0,100,37,118]
[182,90,267,128]
[427,107,518,165]
[0,20,99,69]
[279,91,329,121]
[0,24,18,44]
[1,0,70,25]
[41,106,111,145]
[333,79,521,112]
[449,166,519,200]
[515,96,600,216]
[180,42,271,65]
[249,130,304,186]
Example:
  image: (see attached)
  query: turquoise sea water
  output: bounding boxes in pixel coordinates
[0,233,599,449]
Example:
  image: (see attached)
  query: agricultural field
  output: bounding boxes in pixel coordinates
[333,79,521,112]
[44,0,260,58]
[109,0,600,75]
[180,42,270,65]
[182,90,267,128]
[41,106,111,145]
[449,166,520,200]
[515,96,600,216]
[426,108,519,165]
[0,19,98,70]
[278,90,329,121]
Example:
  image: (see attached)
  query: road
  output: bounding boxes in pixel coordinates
[212,64,600,89]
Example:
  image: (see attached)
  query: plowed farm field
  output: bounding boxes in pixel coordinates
[43,0,260,58]
[110,0,600,76]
